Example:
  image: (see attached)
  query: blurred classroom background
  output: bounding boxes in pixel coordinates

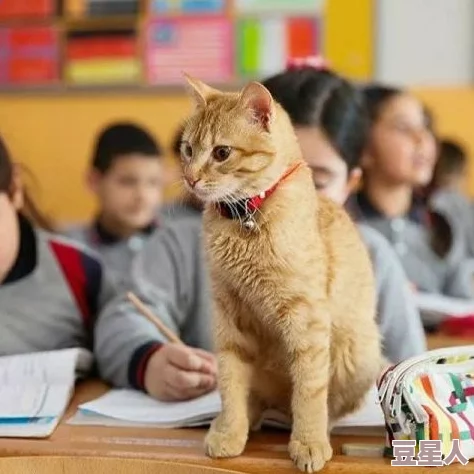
[0,0,473,225]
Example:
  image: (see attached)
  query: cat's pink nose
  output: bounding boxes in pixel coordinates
[185,176,201,189]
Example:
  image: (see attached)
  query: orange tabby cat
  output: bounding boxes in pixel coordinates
[180,75,382,473]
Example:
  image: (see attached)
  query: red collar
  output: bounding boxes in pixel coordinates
[217,162,302,227]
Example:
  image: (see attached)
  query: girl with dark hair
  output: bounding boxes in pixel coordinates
[262,65,366,203]
[362,86,437,193]
[355,85,472,298]
[0,135,116,355]
[96,67,426,396]
[260,64,426,361]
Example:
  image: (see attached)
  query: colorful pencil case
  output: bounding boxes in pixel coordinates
[378,346,474,460]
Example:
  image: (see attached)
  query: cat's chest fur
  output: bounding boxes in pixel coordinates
[206,223,281,308]
[202,191,321,319]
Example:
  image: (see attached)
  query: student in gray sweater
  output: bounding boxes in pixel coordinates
[96,65,426,401]
[0,135,114,355]
[354,86,473,298]
[65,122,165,287]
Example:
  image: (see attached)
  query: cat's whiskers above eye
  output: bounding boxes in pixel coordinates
[165,191,191,217]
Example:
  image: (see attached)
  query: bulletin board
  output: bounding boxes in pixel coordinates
[0,0,324,89]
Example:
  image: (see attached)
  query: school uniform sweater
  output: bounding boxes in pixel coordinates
[161,199,203,222]
[96,215,426,391]
[0,215,115,356]
[351,192,473,299]
[64,220,159,289]
[430,189,474,259]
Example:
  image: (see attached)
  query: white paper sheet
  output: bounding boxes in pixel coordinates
[79,389,221,426]
[0,349,92,428]
[74,384,384,433]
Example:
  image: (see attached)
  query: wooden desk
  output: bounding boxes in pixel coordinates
[0,381,473,473]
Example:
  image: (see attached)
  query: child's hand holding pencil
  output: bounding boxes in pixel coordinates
[127,292,217,401]
[145,343,217,401]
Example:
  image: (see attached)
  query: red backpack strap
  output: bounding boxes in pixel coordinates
[49,240,102,329]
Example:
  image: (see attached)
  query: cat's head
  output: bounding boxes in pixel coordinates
[180,75,296,204]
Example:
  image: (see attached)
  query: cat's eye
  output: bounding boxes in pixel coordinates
[180,142,193,161]
[212,146,232,162]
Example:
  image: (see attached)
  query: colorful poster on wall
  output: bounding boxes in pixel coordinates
[236,17,318,78]
[0,0,56,19]
[0,26,59,84]
[151,0,225,14]
[146,17,233,84]
[234,0,323,14]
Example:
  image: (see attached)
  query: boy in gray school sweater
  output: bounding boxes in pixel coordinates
[65,122,165,288]
[96,216,426,392]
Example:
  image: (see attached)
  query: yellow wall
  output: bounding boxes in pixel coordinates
[324,0,374,80]
[0,92,192,224]
[1,87,474,224]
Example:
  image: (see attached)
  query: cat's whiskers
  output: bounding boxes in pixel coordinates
[236,191,267,226]
[164,192,188,218]
[226,191,263,234]
[233,197,250,233]
[190,182,245,231]
[231,197,249,234]
[200,183,224,203]
[221,195,245,231]
[186,180,266,233]
[160,179,189,218]
[169,178,185,188]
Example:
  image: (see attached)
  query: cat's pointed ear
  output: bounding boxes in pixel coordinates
[239,82,274,131]
[183,72,219,109]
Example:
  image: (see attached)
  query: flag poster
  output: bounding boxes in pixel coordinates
[146,17,233,84]
[236,17,319,78]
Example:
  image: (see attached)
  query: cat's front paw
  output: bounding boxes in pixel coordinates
[204,421,248,458]
[288,438,333,473]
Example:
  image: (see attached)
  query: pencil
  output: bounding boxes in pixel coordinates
[127,292,183,345]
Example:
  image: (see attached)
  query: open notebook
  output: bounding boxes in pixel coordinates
[0,348,92,438]
[70,385,385,436]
